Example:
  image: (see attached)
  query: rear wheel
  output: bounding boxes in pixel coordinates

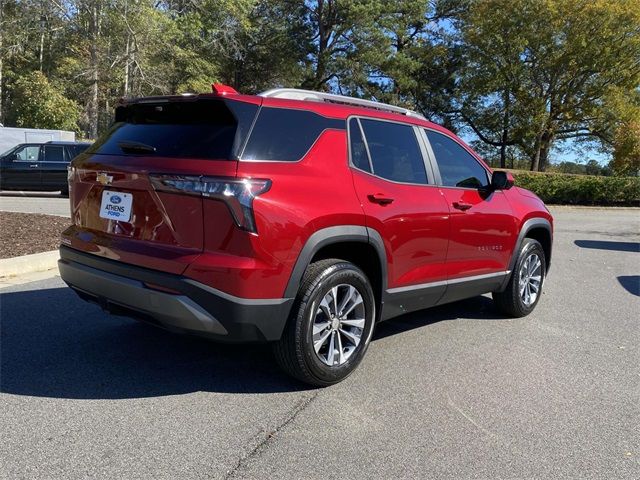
[493,238,546,317]
[273,259,376,386]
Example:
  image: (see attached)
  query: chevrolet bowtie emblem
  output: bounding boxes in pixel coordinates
[96,172,113,186]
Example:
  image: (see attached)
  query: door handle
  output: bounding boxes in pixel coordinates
[368,193,394,205]
[29,164,39,168]
[452,201,472,211]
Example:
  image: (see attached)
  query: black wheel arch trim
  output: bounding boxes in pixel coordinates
[283,225,388,299]
[501,217,552,290]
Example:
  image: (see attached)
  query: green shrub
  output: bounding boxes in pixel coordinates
[503,170,640,206]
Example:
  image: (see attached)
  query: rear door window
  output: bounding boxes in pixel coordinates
[87,99,257,160]
[241,108,344,161]
[42,145,65,162]
[359,119,428,184]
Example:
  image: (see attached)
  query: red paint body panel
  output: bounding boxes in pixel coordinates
[509,187,554,233]
[350,169,450,288]
[439,188,518,279]
[65,155,235,274]
[228,130,366,298]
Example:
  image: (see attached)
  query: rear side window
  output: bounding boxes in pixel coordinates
[241,108,344,161]
[87,99,258,160]
[43,145,65,162]
[359,119,428,184]
[425,130,489,188]
[348,118,371,172]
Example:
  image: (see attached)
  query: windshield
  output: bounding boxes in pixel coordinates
[0,146,16,158]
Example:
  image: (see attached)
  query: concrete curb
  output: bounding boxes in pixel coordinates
[0,250,59,278]
[547,205,640,211]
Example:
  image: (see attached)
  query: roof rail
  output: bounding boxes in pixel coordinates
[258,88,426,120]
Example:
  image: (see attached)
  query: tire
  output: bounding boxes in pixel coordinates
[273,258,376,387]
[60,187,69,197]
[493,238,546,317]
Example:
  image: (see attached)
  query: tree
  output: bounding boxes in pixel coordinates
[0,0,7,123]
[611,119,640,177]
[155,0,255,93]
[524,0,640,171]
[455,0,535,168]
[453,0,640,171]
[595,87,640,176]
[267,0,389,92]
[220,0,308,93]
[349,0,463,129]
[8,70,79,131]
[0,0,32,124]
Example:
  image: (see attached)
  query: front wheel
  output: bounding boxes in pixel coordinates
[493,238,546,317]
[273,259,376,386]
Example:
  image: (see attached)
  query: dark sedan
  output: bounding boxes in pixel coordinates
[0,141,91,195]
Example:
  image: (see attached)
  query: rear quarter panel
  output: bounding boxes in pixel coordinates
[227,129,365,297]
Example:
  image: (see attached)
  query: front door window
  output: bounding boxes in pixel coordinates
[14,146,40,162]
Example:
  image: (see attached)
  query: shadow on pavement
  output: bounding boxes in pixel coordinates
[574,239,640,253]
[1,286,506,400]
[373,295,504,340]
[0,286,305,399]
[617,276,640,296]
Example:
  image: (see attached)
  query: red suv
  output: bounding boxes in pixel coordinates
[59,85,553,386]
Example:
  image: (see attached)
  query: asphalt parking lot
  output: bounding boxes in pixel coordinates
[1,208,639,479]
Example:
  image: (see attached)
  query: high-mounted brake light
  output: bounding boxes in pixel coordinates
[211,83,238,96]
[150,175,271,233]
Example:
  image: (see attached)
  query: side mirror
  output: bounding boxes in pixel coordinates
[491,171,514,190]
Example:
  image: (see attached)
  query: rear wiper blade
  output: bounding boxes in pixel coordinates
[117,141,157,154]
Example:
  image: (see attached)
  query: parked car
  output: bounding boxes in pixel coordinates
[0,141,91,194]
[58,85,553,386]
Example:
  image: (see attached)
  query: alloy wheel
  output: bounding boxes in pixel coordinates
[519,253,542,307]
[311,284,366,366]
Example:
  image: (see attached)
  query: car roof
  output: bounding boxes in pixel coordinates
[119,85,476,160]
[45,141,92,146]
[120,86,452,134]
[6,141,91,149]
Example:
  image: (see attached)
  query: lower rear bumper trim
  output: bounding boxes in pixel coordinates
[58,246,294,342]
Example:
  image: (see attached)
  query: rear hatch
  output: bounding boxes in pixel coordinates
[65,95,260,274]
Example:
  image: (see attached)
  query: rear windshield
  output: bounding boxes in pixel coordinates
[86,99,257,160]
[69,144,90,159]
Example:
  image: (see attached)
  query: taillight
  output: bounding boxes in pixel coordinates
[150,174,271,233]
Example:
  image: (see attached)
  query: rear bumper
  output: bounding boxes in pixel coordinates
[58,246,293,342]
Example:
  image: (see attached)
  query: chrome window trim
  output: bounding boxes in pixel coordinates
[346,117,374,173]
